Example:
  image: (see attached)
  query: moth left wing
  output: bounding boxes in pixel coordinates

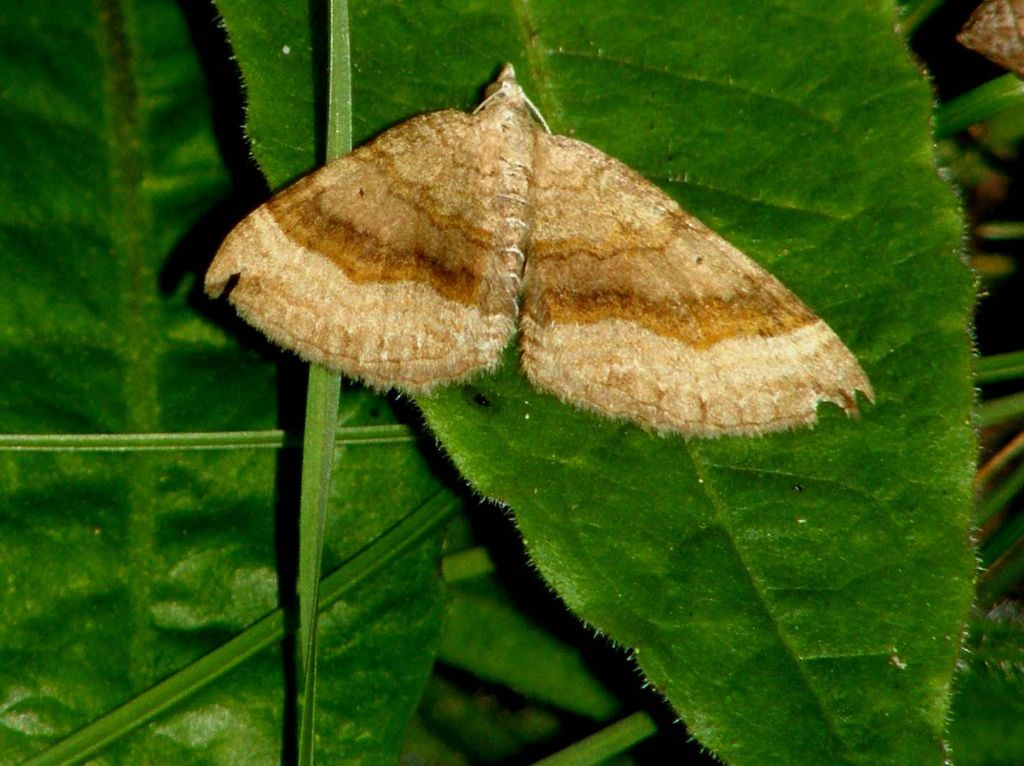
[205,110,519,392]
[521,134,873,436]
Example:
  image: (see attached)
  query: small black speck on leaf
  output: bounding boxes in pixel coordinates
[462,387,494,410]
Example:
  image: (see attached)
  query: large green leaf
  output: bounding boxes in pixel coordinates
[0,1,446,763]
[217,2,969,764]
[213,0,973,764]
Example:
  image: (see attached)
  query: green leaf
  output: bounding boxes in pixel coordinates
[439,573,621,720]
[1,1,447,763]
[16,487,455,766]
[413,675,565,764]
[356,3,969,764]
[317,3,965,765]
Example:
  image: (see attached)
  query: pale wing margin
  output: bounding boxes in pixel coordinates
[521,133,872,436]
[205,110,518,391]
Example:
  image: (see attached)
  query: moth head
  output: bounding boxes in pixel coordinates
[484,63,521,102]
[480,64,551,133]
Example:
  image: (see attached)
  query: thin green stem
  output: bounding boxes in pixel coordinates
[441,546,496,582]
[977,461,1024,527]
[975,350,1024,385]
[980,498,1024,568]
[531,712,657,766]
[326,0,352,160]
[0,425,414,452]
[935,74,1024,138]
[297,3,351,764]
[978,391,1024,427]
[978,537,1024,606]
[898,0,946,35]
[296,367,340,766]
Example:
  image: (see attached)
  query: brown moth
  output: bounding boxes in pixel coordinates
[958,0,1024,77]
[206,65,873,436]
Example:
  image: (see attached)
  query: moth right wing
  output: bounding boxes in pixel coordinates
[521,133,873,436]
[205,110,518,392]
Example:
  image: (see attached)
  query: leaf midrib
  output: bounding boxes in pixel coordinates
[97,0,161,692]
[688,446,856,761]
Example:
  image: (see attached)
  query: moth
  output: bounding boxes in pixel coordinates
[206,65,873,436]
